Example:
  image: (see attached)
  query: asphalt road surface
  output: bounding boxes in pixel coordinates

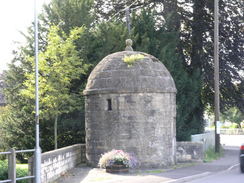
[186,165,243,183]
[56,147,241,183]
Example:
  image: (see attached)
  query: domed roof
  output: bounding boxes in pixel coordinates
[83,51,177,95]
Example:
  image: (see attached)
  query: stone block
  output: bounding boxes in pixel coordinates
[176,142,204,163]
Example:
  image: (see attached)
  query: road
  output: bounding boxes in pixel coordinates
[56,147,241,183]
[186,164,243,183]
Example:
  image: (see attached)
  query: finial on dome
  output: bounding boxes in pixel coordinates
[125,39,133,51]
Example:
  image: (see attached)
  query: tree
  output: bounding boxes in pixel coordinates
[178,0,244,112]
[21,26,90,149]
[1,0,127,153]
[91,0,205,140]
[93,0,243,134]
[41,0,94,33]
[159,34,204,140]
[2,0,242,150]
[130,10,204,140]
[0,59,36,158]
[1,0,91,155]
[221,107,244,128]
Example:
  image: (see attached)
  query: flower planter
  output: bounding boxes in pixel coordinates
[98,150,137,172]
[106,164,129,173]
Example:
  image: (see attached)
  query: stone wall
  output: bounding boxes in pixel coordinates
[176,142,204,163]
[29,144,86,183]
[86,92,176,168]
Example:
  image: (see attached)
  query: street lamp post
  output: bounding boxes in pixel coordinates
[214,0,220,153]
[34,0,41,182]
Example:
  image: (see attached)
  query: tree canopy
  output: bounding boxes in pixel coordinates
[0,0,243,156]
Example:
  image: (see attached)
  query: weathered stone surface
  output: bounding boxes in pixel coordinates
[176,142,204,162]
[83,51,176,95]
[84,51,177,168]
[28,144,86,183]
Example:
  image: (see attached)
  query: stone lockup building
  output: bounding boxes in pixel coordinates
[84,40,177,168]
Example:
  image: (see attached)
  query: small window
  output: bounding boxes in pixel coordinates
[107,99,112,111]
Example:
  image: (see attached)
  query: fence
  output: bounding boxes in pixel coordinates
[0,149,35,183]
[191,130,215,152]
[220,129,244,135]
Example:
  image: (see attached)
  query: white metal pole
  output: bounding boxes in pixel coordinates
[214,0,220,153]
[34,0,41,182]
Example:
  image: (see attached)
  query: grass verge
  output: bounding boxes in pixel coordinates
[203,147,224,163]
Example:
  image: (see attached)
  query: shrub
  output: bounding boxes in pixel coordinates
[0,160,28,183]
[204,147,223,162]
[123,54,145,66]
[0,160,8,180]
[16,167,28,183]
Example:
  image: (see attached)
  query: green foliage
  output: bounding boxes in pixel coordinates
[1,0,128,154]
[204,147,223,163]
[0,105,35,158]
[221,107,244,128]
[3,0,242,152]
[41,0,94,33]
[93,0,243,138]
[0,160,28,183]
[16,166,28,183]
[123,54,145,66]
[0,50,36,157]
[0,160,8,180]
[131,10,204,140]
[228,123,238,129]
[57,111,85,147]
[21,26,88,117]
[131,10,161,56]
[1,27,89,153]
[88,21,129,62]
[160,37,204,140]
[20,25,90,149]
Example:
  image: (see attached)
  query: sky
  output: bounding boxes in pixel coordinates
[0,0,50,74]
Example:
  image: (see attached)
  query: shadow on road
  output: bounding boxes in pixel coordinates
[55,147,240,183]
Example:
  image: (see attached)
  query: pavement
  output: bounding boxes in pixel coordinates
[55,146,240,183]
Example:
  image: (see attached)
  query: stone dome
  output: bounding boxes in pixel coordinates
[83,51,177,95]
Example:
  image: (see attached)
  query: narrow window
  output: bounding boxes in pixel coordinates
[107,99,112,111]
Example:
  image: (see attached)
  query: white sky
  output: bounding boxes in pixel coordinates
[0,0,50,74]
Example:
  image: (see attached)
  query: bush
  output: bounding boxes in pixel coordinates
[16,166,28,183]
[0,160,28,183]
[0,160,8,180]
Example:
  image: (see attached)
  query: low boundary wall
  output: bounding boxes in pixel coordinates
[176,142,204,163]
[28,142,206,181]
[29,144,86,183]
